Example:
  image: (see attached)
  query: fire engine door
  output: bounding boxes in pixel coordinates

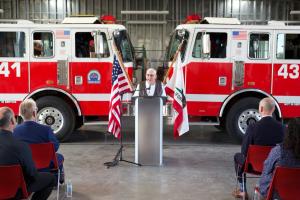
[272,30,300,115]
[69,29,111,115]
[29,30,70,91]
[185,29,232,115]
[231,30,272,92]
[0,29,29,111]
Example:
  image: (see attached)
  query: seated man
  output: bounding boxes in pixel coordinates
[13,99,65,183]
[232,97,285,199]
[0,107,56,200]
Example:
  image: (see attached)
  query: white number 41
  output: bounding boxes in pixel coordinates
[278,64,299,79]
[0,62,21,77]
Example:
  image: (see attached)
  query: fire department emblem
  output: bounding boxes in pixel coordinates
[87,70,101,84]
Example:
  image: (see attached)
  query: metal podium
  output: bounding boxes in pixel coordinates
[134,96,163,166]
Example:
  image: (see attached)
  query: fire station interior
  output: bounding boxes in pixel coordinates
[1,0,300,200]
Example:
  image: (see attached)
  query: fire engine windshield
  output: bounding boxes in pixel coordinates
[166,30,189,61]
[114,30,134,63]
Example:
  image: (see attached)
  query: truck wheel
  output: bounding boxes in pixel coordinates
[226,97,261,141]
[36,96,75,142]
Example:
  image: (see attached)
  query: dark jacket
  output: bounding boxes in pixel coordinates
[0,129,38,184]
[139,80,163,97]
[241,116,285,157]
[13,121,59,152]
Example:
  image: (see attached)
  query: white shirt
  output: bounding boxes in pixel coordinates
[133,81,166,97]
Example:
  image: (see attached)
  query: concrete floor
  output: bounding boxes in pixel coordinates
[52,121,258,200]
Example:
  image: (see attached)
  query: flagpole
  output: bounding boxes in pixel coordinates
[163,40,185,84]
[112,40,134,91]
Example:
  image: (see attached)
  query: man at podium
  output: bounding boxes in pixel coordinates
[133,68,166,97]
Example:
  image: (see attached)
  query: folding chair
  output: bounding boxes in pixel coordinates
[29,143,61,200]
[0,165,29,199]
[237,145,273,199]
[265,166,300,200]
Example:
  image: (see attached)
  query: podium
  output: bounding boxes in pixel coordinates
[134,96,163,166]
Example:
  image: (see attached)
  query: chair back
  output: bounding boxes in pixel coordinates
[0,165,29,199]
[29,143,58,170]
[266,166,300,200]
[244,145,273,174]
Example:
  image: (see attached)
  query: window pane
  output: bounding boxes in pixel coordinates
[192,33,202,58]
[166,30,189,61]
[192,32,227,58]
[276,34,285,59]
[75,32,109,58]
[115,30,134,62]
[33,32,53,57]
[277,33,300,60]
[0,32,25,57]
[210,33,227,58]
[249,33,269,59]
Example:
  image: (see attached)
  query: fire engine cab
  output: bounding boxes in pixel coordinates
[0,16,135,141]
[166,17,300,140]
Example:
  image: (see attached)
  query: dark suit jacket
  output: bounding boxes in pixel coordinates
[241,116,285,157]
[13,121,59,151]
[0,129,37,184]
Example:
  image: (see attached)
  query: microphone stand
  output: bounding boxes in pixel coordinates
[104,92,141,168]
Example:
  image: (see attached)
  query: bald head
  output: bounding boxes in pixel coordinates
[146,68,157,85]
[259,97,276,116]
[0,107,15,130]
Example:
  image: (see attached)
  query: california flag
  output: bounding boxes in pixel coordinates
[166,53,189,137]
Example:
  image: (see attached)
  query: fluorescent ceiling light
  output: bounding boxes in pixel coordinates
[290,10,300,15]
[126,21,167,24]
[121,10,169,15]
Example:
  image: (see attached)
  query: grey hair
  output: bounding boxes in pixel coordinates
[0,107,14,128]
[146,67,157,74]
[19,99,37,120]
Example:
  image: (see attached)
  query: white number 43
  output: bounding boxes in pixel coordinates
[0,62,21,77]
[278,64,299,79]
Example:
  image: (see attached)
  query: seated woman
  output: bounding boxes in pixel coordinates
[258,118,300,199]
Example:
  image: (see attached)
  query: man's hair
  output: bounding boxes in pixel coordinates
[260,97,275,112]
[146,68,157,74]
[0,107,14,128]
[19,99,37,120]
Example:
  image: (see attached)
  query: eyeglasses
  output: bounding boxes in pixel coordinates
[146,74,155,77]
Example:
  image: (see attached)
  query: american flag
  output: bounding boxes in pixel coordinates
[56,30,70,39]
[108,55,132,139]
[232,31,247,40]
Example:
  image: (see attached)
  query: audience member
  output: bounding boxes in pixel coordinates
[0,107,55,200]
[13,99,65,183]
[258,118,300,199]
[232,97,285,199]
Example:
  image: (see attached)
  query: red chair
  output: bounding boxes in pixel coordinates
[29,143,60,200]
[237,145,273,199]
[0,165,29,199]
[243,145,274,174]
[265,166,300,200]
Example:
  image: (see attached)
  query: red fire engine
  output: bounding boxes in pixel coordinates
[0,16,135,141]
[166,17,300,140]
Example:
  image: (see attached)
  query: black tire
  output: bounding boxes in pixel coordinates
[36,96,75,142]
[225,97,260,142]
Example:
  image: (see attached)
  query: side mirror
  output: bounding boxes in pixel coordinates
[92,31,104,55]
[202,33,211,55]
